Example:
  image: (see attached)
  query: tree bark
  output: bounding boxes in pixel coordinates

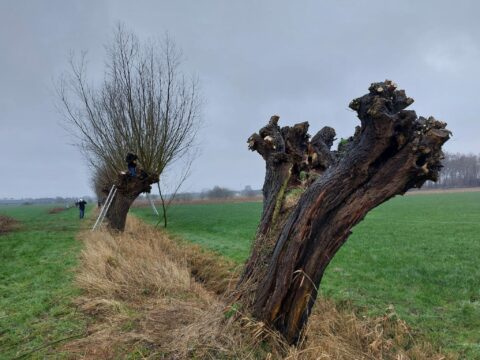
[237,80,450,344]
[236,116,336,303]
[104,171,159,231]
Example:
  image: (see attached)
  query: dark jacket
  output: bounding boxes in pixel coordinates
[78,200,87,211]
[125,153,138,167]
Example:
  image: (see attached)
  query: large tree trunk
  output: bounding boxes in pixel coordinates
[104,171,159,231]
[237,81,450,344]
[236,116,336,302]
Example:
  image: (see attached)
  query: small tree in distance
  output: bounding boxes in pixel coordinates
[207,186,234,199]
[241,185,257,198]
[58,24,201,231]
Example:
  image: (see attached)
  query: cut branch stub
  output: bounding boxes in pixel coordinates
[309,126,336,171]
[247,115,284,160]
[246,116,337,241]
[240,80,450,344]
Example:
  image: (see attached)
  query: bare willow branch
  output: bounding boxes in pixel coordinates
[57,24,201,185]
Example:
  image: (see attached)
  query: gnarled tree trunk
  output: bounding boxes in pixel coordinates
[236,81,450,344]
[236,117,336,302]
[104,171,159,231]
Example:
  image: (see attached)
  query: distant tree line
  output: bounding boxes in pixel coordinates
[202,186,233,199]
[199,185,262,199]
[139,185,261,202]
[424,152,480,188]
[169,152,480,200]
[0,197,91,206]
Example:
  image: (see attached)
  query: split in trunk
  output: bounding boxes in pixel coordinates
[236,80,450,344]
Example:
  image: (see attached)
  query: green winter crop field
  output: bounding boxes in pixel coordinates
[0,204,90,359]
[134,191,480,358]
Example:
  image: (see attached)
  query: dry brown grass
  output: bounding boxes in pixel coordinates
[0,214,19,235]
[285,300,451,360]
[66,217,236,358]
[65,217,453,359]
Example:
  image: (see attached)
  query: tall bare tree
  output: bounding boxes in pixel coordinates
[234,81,450,343]
[59,25,201,230]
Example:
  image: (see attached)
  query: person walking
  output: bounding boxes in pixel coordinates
[77,198,87,219]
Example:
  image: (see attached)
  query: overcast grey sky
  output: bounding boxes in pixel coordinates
[1,0,479,198]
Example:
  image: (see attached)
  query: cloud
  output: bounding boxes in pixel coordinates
[1,0,480,197]
[422,32,480,74]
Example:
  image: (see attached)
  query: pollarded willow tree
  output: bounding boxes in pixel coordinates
[235,80,450,344]
[59,25,200,231]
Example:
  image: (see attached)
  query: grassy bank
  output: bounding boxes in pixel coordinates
[67,217,448,360]
[0,204,89,359]
[133,192,480,358]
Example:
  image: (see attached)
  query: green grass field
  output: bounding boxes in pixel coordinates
[1,193,478,358]
[134,192,480,358]
[0,204,90,359]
